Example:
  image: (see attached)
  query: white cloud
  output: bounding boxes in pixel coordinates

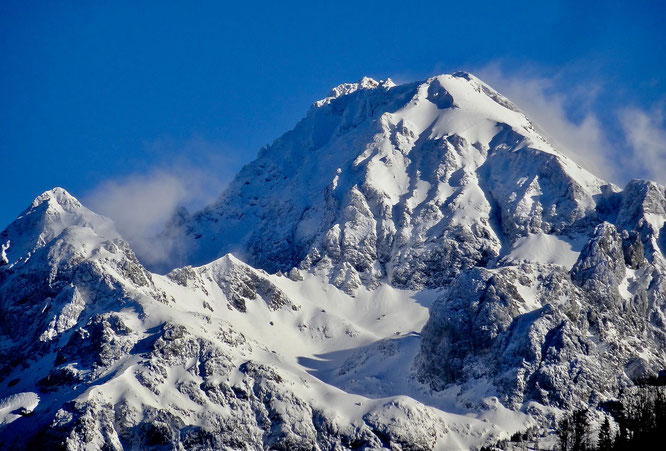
[83,136,240,270]
[618,106,666,184]
[85,170,186,254]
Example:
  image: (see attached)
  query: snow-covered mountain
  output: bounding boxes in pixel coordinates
[1,73,666,450]
[171,73,618,292]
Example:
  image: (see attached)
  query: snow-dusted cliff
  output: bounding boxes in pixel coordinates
[1,73,665,450]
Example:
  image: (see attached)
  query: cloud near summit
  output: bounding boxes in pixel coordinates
[475,63,666,186]
[83,136,240,270]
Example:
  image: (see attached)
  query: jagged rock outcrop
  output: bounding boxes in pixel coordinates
[167,255,299,313]
[615,180,666,265]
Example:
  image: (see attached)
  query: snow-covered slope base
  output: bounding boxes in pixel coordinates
[0,189,526,449]
[2,73,666,450]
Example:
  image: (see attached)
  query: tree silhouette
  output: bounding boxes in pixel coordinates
[571,409,589,451]
[597,416,613,451]
[556,385,666,451]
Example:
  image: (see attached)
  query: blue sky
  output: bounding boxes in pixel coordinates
[2,0,665,230]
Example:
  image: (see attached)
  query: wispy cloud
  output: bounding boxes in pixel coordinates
[83,136,241,269]
[471,62,666,188]
[618,106,666,184]
[474,63,619,182]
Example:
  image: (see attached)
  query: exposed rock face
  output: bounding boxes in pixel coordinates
[615,180,666,264]
[571,222,627,306]
[417,221,666,412]
[1,73,666,450]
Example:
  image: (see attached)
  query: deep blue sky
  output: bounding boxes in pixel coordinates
[2,0,665,228]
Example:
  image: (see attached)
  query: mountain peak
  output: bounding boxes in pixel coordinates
[30,187,81,211]
[1,188,118,267]
[316,76,396,107]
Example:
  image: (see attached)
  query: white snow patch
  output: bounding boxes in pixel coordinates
[618,268,637,300]
[406,179,431,210]
[504,233,586,269]
[0,392,39,425]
